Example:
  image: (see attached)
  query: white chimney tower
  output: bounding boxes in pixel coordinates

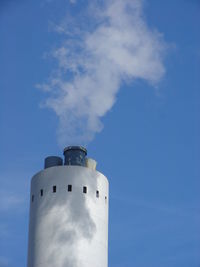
[27,146,109,267]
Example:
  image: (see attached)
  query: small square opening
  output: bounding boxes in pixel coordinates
[83,186,87,194]
[53,186,56,193]
[96,190,99,198]
[40,189,43,196]
[68,185,72,192]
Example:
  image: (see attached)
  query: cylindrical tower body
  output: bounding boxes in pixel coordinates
[27,147,109,267]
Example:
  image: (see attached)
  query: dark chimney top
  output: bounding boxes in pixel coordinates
[63,146,87,167]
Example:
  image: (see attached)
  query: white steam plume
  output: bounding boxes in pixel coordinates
[39,0,166,146]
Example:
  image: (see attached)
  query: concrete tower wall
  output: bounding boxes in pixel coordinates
[27,165,109,267]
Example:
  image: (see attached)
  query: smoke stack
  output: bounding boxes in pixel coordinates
[63,146,87,166]
[44,156,63,169]
[27,147,109,267]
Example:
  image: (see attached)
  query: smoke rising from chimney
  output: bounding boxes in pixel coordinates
[38,0,166,146]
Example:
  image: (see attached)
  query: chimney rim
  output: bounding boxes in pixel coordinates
[63,146,87,155]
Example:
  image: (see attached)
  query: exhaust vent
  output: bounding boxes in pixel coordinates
[44,156,63,169]
[63,146,87,167]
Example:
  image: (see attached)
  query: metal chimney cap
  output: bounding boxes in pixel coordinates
[63,146,87,155]
[44,156,63,169]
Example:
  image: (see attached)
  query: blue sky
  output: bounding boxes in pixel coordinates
[0,0,200,266]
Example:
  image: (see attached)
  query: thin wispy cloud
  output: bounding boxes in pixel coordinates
[112,193,200,218]
[0,192,24,212]
[0,171,28,212]
[0,257,10,267]
[38,0,167,146]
